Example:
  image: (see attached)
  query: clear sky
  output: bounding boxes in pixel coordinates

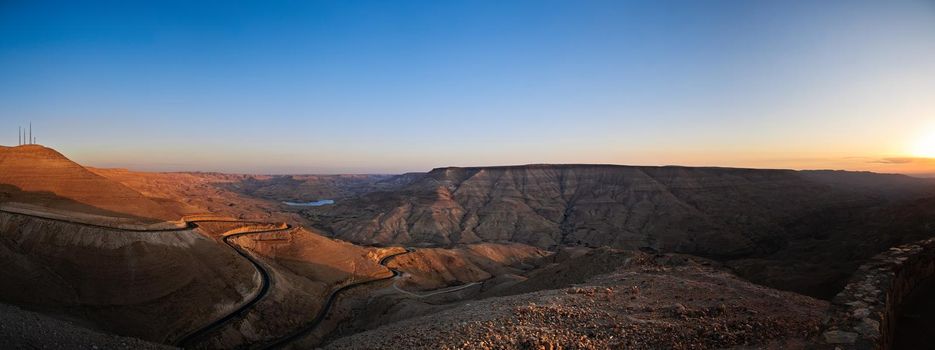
[1,1,934,175]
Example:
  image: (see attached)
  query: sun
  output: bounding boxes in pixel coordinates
[910,130,935,158]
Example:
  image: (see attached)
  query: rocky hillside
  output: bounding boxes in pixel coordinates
[324,252,828,350]
[0,303,171,350]
[182,225,396,349]
[89,168,303,224]
[0,212,257,343]
[306,165,934,256]
[222,174,402,202]
[0,145,180,221]
[301,165,935,298]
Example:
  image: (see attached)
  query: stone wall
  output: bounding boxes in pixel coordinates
[819,237,935,349]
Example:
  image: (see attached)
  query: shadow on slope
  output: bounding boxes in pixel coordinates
[0,184,160,223]
[0,145,179,222]
[0,211,258,344]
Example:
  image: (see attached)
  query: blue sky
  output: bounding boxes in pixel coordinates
[1,1,934,174]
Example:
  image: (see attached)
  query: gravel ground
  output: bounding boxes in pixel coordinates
[324,256,828,349]
[0,303,172,350]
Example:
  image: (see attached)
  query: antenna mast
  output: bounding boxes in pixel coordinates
[29,122,32,145]
[18,126,21,145]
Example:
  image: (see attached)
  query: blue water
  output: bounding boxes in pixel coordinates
[282,199,335,207]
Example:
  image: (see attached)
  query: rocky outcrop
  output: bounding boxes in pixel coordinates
[818,237,935,349]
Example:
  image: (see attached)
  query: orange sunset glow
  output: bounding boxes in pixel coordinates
[3,1,935,349]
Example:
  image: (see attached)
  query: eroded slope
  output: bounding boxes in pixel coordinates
[310,165,930,256]
[303,165,935,298]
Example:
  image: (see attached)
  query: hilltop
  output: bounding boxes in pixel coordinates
[0,145,181,222]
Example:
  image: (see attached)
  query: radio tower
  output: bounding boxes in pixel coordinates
[18,126,21,145]
[29,122,32,145]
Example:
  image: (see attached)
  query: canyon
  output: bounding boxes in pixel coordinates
[2,145,935,349]
[303,165,935,299]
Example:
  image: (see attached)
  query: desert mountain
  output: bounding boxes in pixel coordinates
[0,146,401,347]
[2,147,930,348]
[0,145,181,221]
[301,164,935,298]
[308,165,933,253]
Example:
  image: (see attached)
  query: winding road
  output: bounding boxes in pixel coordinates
[257,247,490,349]
[391,273,482,298]
[257,248,413,349]
[0,208,197,232]
[0,208,290,348]
[0,209,485,349]
[174,222,294,348]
